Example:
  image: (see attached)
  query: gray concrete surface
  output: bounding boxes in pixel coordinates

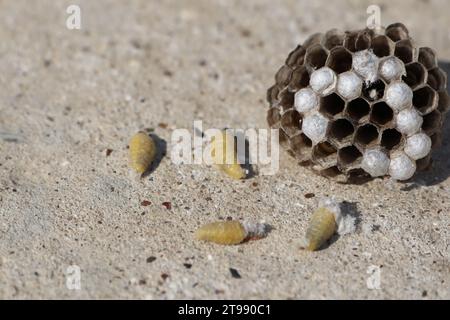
[0,0,449,299]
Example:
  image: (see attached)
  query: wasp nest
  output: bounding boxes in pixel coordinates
[267,23,449,181]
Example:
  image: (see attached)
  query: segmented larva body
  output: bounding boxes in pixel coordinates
[195,221,267,245]
[210,131,246,180]
[129,131,156,175]
[304,207,337,251]
[196,221,246,245]
[301,198,356,251]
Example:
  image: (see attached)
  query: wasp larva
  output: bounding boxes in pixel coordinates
[210,131,246,180]
[129,131,156,176]
[301,198,356,251]
[195,220,267,245]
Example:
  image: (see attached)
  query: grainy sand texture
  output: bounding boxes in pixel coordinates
[0,0,449,299]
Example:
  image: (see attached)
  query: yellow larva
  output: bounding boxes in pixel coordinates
[301,198,356,251]
[210,131,246,180]
[195,220,268,245]
[129,131,156,175]
[304,207,337,251]
[195,221,247,245]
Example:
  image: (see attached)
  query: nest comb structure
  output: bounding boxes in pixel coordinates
[267,23,449,182]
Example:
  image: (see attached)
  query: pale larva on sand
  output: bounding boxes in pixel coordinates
[303,207,337,251]
[195,220,268,245]
[301,198,356,251]
[210,131,246,180]
[129,131,156,176]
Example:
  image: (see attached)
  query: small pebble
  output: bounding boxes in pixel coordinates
[229,268,241,279]
[141,200,151,206]
[161,273,170,280]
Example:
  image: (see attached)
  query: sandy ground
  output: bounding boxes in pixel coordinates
[0,0,449,299]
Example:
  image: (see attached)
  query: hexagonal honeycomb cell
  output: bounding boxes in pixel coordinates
[403,62,427,89]
[344,30,371,52]
[346,98,370,122]
[319,166,341,178]
[427,68,446,91]
[362,80,386,101]
[328,118,355,145]
[288,66,310,91]
[394,39,415,64]
[385,23,409,42]
[412,85,438,115]
[437,91,450,113]
[380,128,403,150]
[280,109,302,136]
[370,102,394,126]
[285,45,306,68]
[305,44,328,70]
[372,35,394,57]
[319,93,345,117]
[267,84,281,105]
[418,47,437,70]
[267,22,449,182]
[355,124,379,147]
[421,110,442,135]
[303,33,323,48]
[338,145,362,166]
[312,141,337,166]
[267,107,281,128]
[326,47,353,73]
[379,56,406,82]
[322,29,345,50]
[275,65,293,86]
[278,89,295,111]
